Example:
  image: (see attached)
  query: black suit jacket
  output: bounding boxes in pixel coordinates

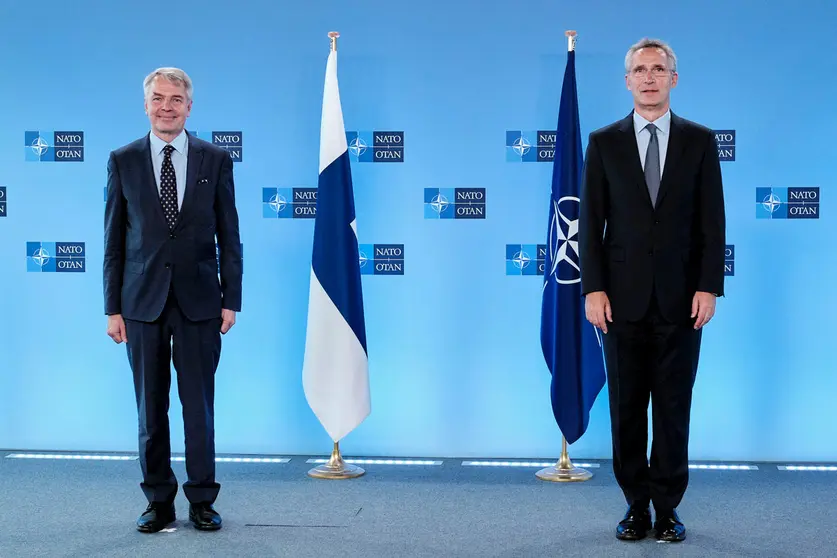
[579,111,725,323]
[104,132,242,323]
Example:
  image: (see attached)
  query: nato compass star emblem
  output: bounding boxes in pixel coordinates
[32,246,50,267]
[30,136,49,157]
[430,193,450,215]
[512,250,532,270]
[761,192,781,214]
[512,135,531,157]
[349,136,367,157]
[546,196,580,285]
[268,193,287,213]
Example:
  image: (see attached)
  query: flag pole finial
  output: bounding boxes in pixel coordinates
[328,31,340,52]
[565,30,577,52]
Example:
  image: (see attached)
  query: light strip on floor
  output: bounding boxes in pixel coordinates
[689,464,758,471]
[170,457,290,464]
[306,458,443,466]
[461,461,601,468]
[778,465,837,472]
[5,453,136,461]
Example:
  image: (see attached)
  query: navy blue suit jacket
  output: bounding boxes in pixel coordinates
[579,112,725,323]
[104,132,242,322]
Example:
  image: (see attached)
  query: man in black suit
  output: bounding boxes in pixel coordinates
[579,38,725,542]
[104,67,242,533]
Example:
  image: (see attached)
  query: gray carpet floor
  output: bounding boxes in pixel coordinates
[0,452,834,557]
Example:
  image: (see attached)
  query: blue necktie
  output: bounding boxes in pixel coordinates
[645,123,660,207]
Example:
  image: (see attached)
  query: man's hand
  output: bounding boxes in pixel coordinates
[691,291,717,329]
[107,314,127,344]
[221,309,236,334]
[585,291,612,334]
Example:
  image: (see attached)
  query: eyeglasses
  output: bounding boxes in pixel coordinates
[630,67,673,78]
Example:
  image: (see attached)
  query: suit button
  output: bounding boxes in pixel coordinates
[647,250,653,256]
[165,263,171,268]
[654,220,660,224]
[170,233,176,239]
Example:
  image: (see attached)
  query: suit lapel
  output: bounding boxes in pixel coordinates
[654,113,685,208]
[617,113,653,208]
[141,134,169,227]
[175,133,204,229]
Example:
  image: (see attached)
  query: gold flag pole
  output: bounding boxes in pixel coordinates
[536,30,593,484]
[306,31,365,481]
[536,435,592,482]
[308,441,365,479]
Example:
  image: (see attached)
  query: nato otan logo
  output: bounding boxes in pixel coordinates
[714,130,735,161]
[189,131,243,162]
[506,130,556,162]
[359,244,404,275]
[25,131,84,162]
[756,187,820,219]
[0,187,6,217]
[506,244,546,275]
[26,242,86,272]
[215,243,243,274]
[424,188,486,219]
[262,187,317,219]
[346,131,404,162]
[724,245,735,276]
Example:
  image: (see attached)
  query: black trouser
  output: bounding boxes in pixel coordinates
[602,292,702,515]
[125,290,222,504]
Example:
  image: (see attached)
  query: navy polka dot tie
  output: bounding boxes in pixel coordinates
[160,144,179,230]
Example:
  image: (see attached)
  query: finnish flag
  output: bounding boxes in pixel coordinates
[302,48,371,442]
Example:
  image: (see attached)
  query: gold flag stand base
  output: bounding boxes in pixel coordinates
[308,442,365,480]
[536,436,593,482]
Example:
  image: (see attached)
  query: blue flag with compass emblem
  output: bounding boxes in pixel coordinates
[540,48,605,445]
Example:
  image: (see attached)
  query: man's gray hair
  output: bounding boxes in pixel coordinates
[143,67,193,101]
[624,38,678,73]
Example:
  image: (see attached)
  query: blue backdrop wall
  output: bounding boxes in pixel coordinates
[1,0,836,461]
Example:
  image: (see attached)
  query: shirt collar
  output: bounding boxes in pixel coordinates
[633,109,671,136]
[149,129,188,155]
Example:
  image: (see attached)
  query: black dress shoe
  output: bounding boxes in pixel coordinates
[189,502,222,531]
[136,502,175,533]
[616,504,652,541]
[654,510,686,542]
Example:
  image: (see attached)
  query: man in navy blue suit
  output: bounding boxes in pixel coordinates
[580,39,725,543]
[104,67,242,533]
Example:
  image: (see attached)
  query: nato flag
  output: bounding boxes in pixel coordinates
[540,47,606,445]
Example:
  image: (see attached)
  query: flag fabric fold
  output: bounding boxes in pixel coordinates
[302,49,370,443]
[540,48,606,445]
